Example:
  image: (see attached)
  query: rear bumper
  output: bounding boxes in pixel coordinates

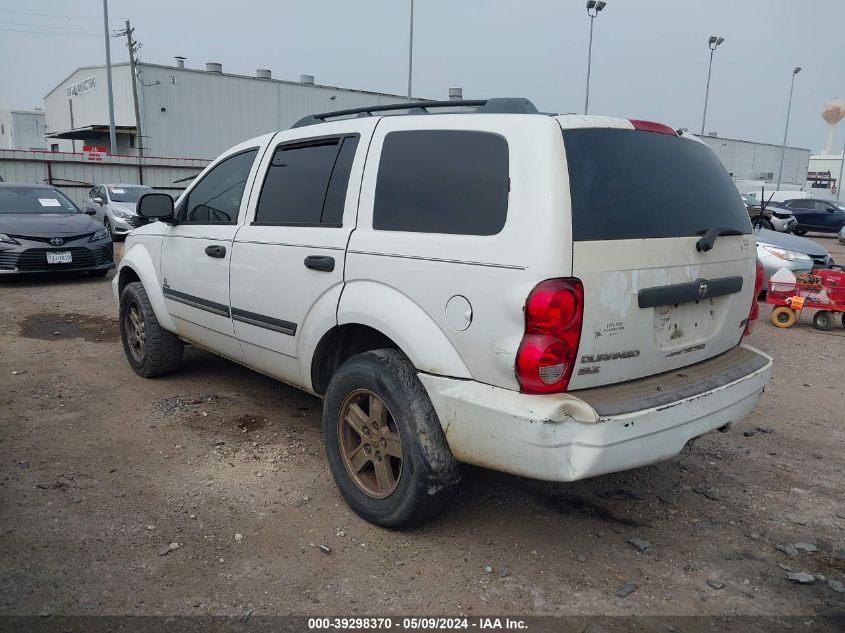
[419,344,772,482]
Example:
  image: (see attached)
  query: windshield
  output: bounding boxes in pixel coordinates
[0,186,80,214]
[107,186,152,203]
[563,128,752,240]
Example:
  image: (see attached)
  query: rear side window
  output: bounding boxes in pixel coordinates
[563,128,751,241]
[255,135,359,226]
[373,130,509,235]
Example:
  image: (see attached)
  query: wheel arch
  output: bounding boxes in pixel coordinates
[116,245,178,333]
[309,280,472,395]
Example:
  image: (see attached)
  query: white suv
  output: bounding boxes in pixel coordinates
[115,99,772,527]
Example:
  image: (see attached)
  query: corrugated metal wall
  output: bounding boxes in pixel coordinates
[137,65,411,158]
[699,136,810,186]
[0,150,210,207]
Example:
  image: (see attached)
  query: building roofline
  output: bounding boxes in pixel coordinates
[45,61,414,101]
[44,63,130,99]
[695,133,810,153]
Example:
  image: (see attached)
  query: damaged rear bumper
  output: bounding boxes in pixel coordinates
[418,344,772,482]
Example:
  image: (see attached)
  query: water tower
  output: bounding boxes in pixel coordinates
[821,98,845,153]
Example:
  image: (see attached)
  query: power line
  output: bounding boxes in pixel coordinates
[0,8,100,20]
[0,20,103,32]
[0,27,101,36]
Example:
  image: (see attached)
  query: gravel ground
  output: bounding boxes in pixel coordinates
[1,236,843,621]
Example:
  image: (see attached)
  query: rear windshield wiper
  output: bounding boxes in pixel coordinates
[695,226,743,252]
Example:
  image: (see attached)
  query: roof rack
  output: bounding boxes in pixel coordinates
[291,98,539,128]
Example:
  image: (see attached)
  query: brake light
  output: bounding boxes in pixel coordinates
[629,119,678,136]
[744,259,764,336]
[516,278,584,393]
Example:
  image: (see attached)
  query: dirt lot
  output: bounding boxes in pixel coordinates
[1,236,843,622]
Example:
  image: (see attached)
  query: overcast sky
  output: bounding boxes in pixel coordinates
[1,0,843,153]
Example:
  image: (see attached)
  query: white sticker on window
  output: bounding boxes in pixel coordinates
[38,198,62,207]
[109,188,126,194]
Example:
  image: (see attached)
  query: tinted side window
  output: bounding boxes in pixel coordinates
[373,130,509,235]
[790,200,813,210]
[255,135,359,226]
[181,149,258,224]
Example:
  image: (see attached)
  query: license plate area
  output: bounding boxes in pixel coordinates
[653,298,717,349]
[46,251,72,264]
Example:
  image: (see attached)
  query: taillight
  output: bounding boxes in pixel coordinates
[744,259,764,336]
[629,119,678,136]
[516,278,584,393]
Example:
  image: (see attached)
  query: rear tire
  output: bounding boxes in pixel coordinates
[119,281,183,377]
[771,306,796,328]
[813,310,833,331]
[755,218,774,231]
[322,349,460,528]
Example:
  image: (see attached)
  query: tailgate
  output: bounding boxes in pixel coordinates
[569,235,756,389]
[559,122,756,390]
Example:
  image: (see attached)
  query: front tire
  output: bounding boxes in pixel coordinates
[119,281,183,377]
[771,306,796,328]
[322,349,460,528]
[793,229,807,236]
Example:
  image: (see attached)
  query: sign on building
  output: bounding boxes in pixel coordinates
[83,145,108,162]
[66,76,96,98]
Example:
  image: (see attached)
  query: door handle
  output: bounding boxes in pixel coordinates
[304,255,335,272]
[205,244,226,258]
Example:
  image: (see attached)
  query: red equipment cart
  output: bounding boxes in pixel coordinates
[766,269,845,330]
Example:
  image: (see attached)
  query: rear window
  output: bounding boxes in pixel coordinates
[563,128,751,241]
[373,130,509,235]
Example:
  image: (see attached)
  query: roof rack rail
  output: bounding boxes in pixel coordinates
[291,98,539,128]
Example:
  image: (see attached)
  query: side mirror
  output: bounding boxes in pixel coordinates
[92,197,104,204]
[826,207,837,213]
[138,192,174,220]
[84,208,96,216]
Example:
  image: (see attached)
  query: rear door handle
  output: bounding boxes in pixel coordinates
[304,255,335,272]
[205,244,226,258]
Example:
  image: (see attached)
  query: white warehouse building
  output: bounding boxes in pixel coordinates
[696,133,810,189]
[44,59,417,158]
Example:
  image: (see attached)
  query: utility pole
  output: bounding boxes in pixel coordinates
[700,36,725,138]
[776,66,801,191]
[102,0,117,154]
[123,19,144,181]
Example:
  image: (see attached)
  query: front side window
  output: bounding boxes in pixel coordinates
[254,135,359,226]
[179,149,258,224]
[373,130,509,235]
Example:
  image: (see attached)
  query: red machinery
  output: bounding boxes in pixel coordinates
[766,269,845,330]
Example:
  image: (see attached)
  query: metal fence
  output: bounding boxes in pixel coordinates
[0,149,210,207]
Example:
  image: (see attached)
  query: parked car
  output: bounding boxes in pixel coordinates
[0,183,114,276]
[755,226,835,292]
[114,99,772,527]
[83,184,157,239]
[769,198,845,235]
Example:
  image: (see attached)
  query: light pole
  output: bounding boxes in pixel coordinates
[776,66,802,190]
[584,1,606,115]
[102,0,117,154]
[699,35,725,137]
[407,0,414,102]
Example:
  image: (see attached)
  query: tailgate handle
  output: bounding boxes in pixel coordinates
[304,255,335,272]
[638,276,744,308]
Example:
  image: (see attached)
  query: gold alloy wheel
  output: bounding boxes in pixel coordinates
[125,302,146,362]
[338,389,403,499]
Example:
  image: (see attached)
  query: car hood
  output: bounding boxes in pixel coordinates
[0,213,103,237]
[754,227,828,257]
[108,201,138,214]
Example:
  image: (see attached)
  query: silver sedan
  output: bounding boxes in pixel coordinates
[83,184,156,240]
